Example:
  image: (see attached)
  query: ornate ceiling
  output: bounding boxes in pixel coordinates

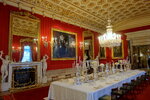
[0,0,150,33]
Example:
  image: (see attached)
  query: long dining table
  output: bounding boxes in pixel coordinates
[47,70,145,100]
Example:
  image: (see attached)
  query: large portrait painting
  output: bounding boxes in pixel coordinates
[100,47,106,59]
[51,29,77,60]
[112,41,124,59]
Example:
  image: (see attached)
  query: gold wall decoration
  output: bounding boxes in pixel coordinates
[112,40,124,59]
[20,38,35,43]
[10,11,39,38]
[3,0,150,33]
[9,11,40,61]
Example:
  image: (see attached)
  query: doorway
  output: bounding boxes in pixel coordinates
[132,45,150,69]
[83,30,94,60]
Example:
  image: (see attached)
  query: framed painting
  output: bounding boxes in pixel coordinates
[51,28,77,60]
[112,40,124,59]
[99,47,106,59]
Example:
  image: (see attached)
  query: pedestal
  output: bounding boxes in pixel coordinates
[1,82,9,91]
[42,76,48,83]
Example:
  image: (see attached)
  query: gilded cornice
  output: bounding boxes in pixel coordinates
[0,0,149,33]
[10,11,40,37]
[3,0,104,33]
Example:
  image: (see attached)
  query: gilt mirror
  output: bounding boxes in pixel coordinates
[83,31,94,60]
[9,12,40,62]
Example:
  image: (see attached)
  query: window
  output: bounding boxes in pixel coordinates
[21,46,32,62]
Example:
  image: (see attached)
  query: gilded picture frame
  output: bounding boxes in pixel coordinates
[112,40,124,59]
[51,28,77,60]
[100,47,106,59]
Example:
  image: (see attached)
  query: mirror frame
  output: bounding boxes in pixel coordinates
[8,11,40,61]
[83,30,94,60]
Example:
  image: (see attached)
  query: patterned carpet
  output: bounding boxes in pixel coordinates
[2,86,49,100]
[135,83,150,100]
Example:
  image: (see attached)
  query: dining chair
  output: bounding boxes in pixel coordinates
[111,88,123,100]
[99,95,111,100]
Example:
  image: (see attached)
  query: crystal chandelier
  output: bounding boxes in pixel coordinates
[98,19,121,48]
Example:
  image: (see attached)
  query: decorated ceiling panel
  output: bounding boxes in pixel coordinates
[0,0,150,33]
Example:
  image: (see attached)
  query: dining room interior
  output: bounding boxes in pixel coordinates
[0,0,150,100]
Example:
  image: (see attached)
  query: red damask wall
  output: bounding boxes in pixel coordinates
[0,3,99,70]
[0,3,150,71]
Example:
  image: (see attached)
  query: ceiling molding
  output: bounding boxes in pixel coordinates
[0,0,149,33]
[126,29,150,46]
[114,13,150,31]
[0,0,103,33]
[126,29,150,40]
[132,40,150,46]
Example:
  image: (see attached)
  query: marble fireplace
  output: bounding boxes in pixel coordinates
[7,62,42,90]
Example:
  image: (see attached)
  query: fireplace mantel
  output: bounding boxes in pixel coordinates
[8,62,42,90]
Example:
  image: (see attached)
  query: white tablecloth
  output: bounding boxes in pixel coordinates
[47,70,145,100]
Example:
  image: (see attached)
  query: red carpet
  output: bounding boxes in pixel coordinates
[136,84,150,100]
[120,82,150,100]
[3,86,49,100]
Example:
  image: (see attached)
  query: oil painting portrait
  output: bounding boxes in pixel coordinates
[51,29,77,60]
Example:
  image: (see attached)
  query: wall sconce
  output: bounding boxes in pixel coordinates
[42,36,48,47]
[12,46,21,53]
[79,42,83,50]
[33,38,38,44]
[35,47,38,52]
